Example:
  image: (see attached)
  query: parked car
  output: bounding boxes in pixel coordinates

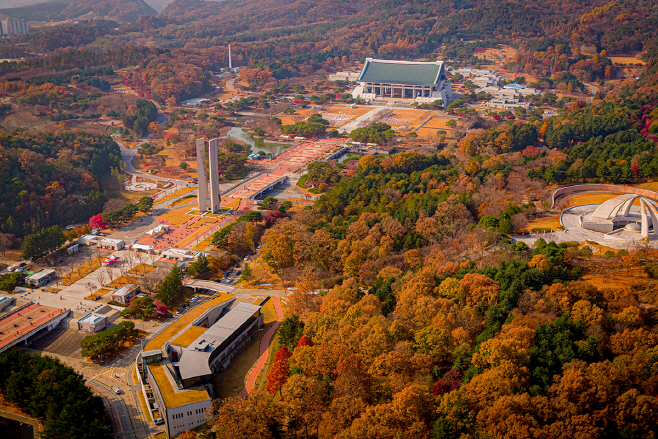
[154,418,165,426]
[18,262,27,268]
[235,270,241,276]
[176,308,184,314]
[243,256,249,261]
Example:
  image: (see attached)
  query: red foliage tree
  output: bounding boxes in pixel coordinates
[432,369,463,396]
[266,346,292,396]
[297,335,314,348]
[89,213,108,229]
[631,163,639,176]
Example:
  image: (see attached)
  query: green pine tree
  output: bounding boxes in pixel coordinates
[156,265,185,306]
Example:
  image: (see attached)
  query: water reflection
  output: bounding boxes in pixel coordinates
[221,127,290,156]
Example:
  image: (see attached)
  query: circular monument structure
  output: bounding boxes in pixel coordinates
[561,194,658,241]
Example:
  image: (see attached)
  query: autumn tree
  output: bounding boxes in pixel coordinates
[266,346,293,396]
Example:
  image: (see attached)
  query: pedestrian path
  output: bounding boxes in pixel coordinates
[241,297,283,396]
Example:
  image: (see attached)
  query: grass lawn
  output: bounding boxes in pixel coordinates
[155,187,196,206]
[517,215,562,234]
[212,322,275,399]
[565,192,621,207]
[240,258,285,290]
[171,194,197,207]
[137,392,153,423]
[159,206,197,227]
[170,326,208,348]
[192,235,214,251]
[256,327,282,392]
[108,275,139,288]
[61,259,102,285]
[128,264,155,275]
[149,362,210,406]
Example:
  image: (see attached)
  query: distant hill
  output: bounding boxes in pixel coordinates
[0,0,156,22]
[0,0,44,8]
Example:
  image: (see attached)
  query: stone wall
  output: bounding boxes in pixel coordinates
[552,184,658,208]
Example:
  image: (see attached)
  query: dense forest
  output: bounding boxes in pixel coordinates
[0,132,120,238]
[0,350,111,439]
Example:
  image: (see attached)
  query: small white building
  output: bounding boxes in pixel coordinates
[77,313,108,332]
[328,71,361,82]
[78,235,101,246]
[484,98,530,110]
[132,243,154,253]
[111,284,139,304]
[98,238,125,251]
[182,98,210,107]
[25,269,57,287]
[161,248,201,262]
[146,224,169,238]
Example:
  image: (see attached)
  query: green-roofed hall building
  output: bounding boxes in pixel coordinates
[353,58,453,106]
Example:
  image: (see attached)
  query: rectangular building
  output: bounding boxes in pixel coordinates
[162,248,201,262]
[353,58,453,106]
[177,302,263,388]
[25,269,57,287]
[99,238,125,250]
[111,284,139,304]
[77,312,108,332]
[1,19,29,37]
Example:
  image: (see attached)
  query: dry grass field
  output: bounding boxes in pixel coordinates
[609,56,645,65]
[155,187,196,205]
[422,116,460,129]
[108,275,138,288]
[565,192,622,207]
[517,215,562,234]
[61,259,102,286]
[380,109,433,130]
[160,206,196,227]
[128,264,155,275]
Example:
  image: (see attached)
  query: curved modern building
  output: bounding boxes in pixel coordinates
[583,194,658,238]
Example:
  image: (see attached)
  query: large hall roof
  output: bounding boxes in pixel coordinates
[358,59,445,86]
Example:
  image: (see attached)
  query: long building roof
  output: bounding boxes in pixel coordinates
[178,302,261,381]
[358,58,445,86]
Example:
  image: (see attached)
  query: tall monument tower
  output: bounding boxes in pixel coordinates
[228,44,232,70]
[208,138,221,213]
[195,138,208,211]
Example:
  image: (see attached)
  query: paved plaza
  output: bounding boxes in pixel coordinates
[17,250,159,313]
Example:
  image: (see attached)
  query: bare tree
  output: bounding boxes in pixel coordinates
[97,267,108,288]
[138,275,159,295]
[93,247,105,267]
[123,251,135,274]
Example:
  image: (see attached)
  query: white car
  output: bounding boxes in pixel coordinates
[112,387,121,395]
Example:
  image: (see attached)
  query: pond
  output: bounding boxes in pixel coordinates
[337,152,362,163]
[221,127,290,156]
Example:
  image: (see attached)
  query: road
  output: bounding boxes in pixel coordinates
[115,139,190,191]
[584,83,598,102]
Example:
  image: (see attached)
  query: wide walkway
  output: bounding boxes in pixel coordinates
[241,296,283,396]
